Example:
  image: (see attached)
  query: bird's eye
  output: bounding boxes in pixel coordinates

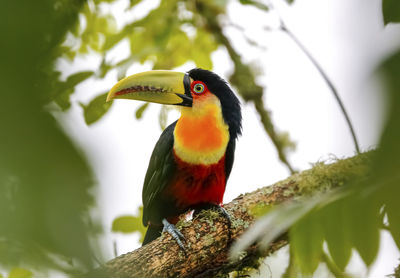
[193,83,205,94]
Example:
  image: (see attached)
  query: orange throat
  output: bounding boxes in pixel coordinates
[173,96,230,165]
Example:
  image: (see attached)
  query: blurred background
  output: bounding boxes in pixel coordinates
[1,0,400,277]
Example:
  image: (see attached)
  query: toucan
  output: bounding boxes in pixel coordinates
[107,68,242,248]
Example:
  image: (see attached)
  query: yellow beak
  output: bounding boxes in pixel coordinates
[107,70,192,107]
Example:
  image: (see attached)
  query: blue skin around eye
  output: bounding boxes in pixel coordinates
[194,84,204,93]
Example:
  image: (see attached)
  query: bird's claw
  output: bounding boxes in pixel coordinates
[162,218,186,252]
[214,206,232,227]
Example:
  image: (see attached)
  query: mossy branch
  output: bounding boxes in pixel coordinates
[86,152,372,278]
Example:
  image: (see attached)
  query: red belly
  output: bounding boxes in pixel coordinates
[165,152,226,209]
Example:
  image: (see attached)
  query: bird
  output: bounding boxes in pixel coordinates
[107,68,242,248]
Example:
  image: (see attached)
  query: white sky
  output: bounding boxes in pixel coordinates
[56,0,400,276]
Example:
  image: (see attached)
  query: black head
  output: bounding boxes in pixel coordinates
[188,68,242,140]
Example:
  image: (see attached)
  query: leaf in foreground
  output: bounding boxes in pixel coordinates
[8,268,32,278]
[382,0,400,24]
[290,211,324,274]
[112,207,147,243]
[230,197,320,261]
[81,92,113,125]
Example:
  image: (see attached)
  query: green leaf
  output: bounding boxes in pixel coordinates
[80,5,117,53]
[65,71,94,88]
[387,200,400,249]
[375,49,400,262]
[99,59,113,78]
[54,87,74,110]
[192,29,218,69]
[93,0,118,3]
[53,71,94,110]
[382,0,400,25]
[112,207,147,243]
[0,0,98,270]
[239,0,269,11]
[282,250,299,278]
[154,29,192,69]
[159,105,169,130]
[112,216,141,233]
[135,103,149,119]
[8,268,32,278]
[103,32,127,51]
[56,46,77,61]
[290,211,324,274]
[70,20,81,37]
[321,199,352,270]
[129,0,142,8]
[230,197,320,260]
[81,92,113,125]
[346,196,380,266]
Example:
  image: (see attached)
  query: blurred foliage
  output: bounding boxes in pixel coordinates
[51,0,226,125]
[389,259,400,278]
[233,45,400,277]
[135,103,149,119]
[0,0,101,275]
[232,5,400,277]
[382,0,400,24]
[7,268,32,278]
[112,207,147,243]
[289,211,324,274]
[48,0,297,172]
[0,0,297,275]
[52,71,95,110]
[80,91,113,125]
[238,0,269,11]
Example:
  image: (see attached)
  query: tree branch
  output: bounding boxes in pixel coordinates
[87,152,372,278]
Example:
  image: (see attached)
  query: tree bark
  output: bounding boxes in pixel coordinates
[87,152,371,278]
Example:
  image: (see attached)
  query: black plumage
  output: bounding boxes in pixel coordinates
[141,69,242,245]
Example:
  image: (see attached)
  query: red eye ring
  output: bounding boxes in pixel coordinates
[191,81,207,94]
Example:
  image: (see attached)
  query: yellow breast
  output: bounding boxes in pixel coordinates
[173,95,230,165]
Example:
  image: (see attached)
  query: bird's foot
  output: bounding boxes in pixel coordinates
[193,203,232,242]
[162,218,186,252]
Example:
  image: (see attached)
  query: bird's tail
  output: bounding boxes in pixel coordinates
[142,224,162,246]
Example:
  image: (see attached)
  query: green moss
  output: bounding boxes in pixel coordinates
[231,218,250,229]
[176,219,192,228]
[262,186,274,195]
[295,152,372,195]
[196,209,222,222]
[178,250,184,259]
[203,234,214,247]
[283,182,298,197]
